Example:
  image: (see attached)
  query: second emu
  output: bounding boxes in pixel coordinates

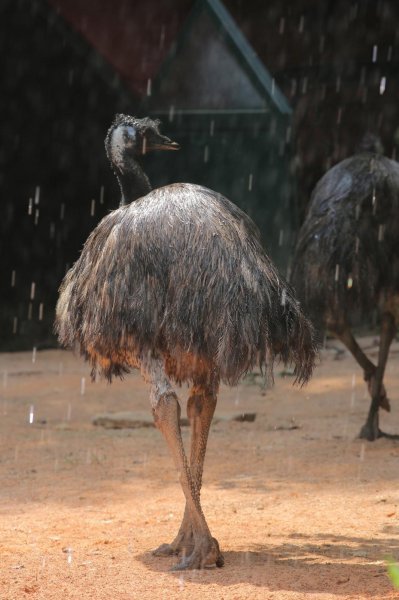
[292,135,399,441]
[56,115,317,570]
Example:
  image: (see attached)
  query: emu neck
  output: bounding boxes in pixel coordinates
[116,159,152,206]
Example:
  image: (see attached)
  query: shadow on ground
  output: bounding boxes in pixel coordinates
[137,532,396,596]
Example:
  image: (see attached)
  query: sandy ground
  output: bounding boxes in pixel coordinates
[0,338,399,600]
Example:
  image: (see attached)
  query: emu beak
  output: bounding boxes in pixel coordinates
[151,135,180,151]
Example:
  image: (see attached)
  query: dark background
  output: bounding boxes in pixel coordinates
[1,0,398,350]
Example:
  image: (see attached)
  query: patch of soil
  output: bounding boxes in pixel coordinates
[0,338,399,599]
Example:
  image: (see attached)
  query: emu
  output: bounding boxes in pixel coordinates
[292,135,399,441]
[56,114,316,570]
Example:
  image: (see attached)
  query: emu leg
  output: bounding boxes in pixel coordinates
[144,360,221,570]
[154,384,223,566]
[334,325,390,411]
[359,313,397,441]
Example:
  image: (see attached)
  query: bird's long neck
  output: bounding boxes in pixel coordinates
[116,158,152,206]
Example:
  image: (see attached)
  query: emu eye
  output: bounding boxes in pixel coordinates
[123,126,137,144]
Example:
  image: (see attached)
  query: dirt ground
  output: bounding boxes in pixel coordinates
[1,337,399,600]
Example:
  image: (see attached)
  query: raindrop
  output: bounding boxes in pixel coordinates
[159,25,165,49]
[146,78,152,96]
[100,185,104,204]
[301,77,307,94]
[34,208,39,225]
[80,377,86,395]
[29,405,34,424]
[387,46,393,61]
[209,120,215,136]
[285,126,291,143]
[248,173,253,191]
[30,282,36,300]
[28,198,33,215]
[49,222,55,239]
[203,145,209,163]
[60,203,65,219]
[372,45,378,63]
[347,275,353,289]
[66,403,72,421]
[336,107,342,125]
[12,316,18,334]
[336,76,341,93]
[34,186,40,205]
[278,17,285,34]
[281,288,286,306]
[359,443,365,461]
[271,78,275,96]
[66,548,73,565]
[32,346,37,364]
[372,189,377,214]
[90,199,96,216]
[28,303,33,320]
[355,237,360,253]
[279,229,284,246]
[38,303,44,321]
[179,574,185,590]
[355,204,360,220]
[168,105,175,122]
[290,79,297,97]
[352,373,356,389]
[142,137,147,155]
[335,264,340,282]
[298,15,304,33]
[379,76,386,95]
[378,224,385,241]
[11,270,16,287]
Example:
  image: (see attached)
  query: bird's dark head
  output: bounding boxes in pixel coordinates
[105,114,179,170]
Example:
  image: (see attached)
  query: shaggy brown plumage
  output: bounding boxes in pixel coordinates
[56,114,316,570]
[292,144,399,440]
[57,182,315,385]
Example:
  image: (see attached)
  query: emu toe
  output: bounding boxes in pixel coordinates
[170,537,224,571]
[153,530,194,557]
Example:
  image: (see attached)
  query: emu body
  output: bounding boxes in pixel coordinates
[292,147,399,441]
[56,115,316,570]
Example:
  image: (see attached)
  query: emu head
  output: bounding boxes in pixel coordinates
[105,114,180,171]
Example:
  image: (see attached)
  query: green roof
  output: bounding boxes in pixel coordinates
[149,0,292,115]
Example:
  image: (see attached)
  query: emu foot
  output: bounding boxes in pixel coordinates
[153,530,194,557]
[359,424,399,441]
[170,537,224,571]
[359,420,381,441]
